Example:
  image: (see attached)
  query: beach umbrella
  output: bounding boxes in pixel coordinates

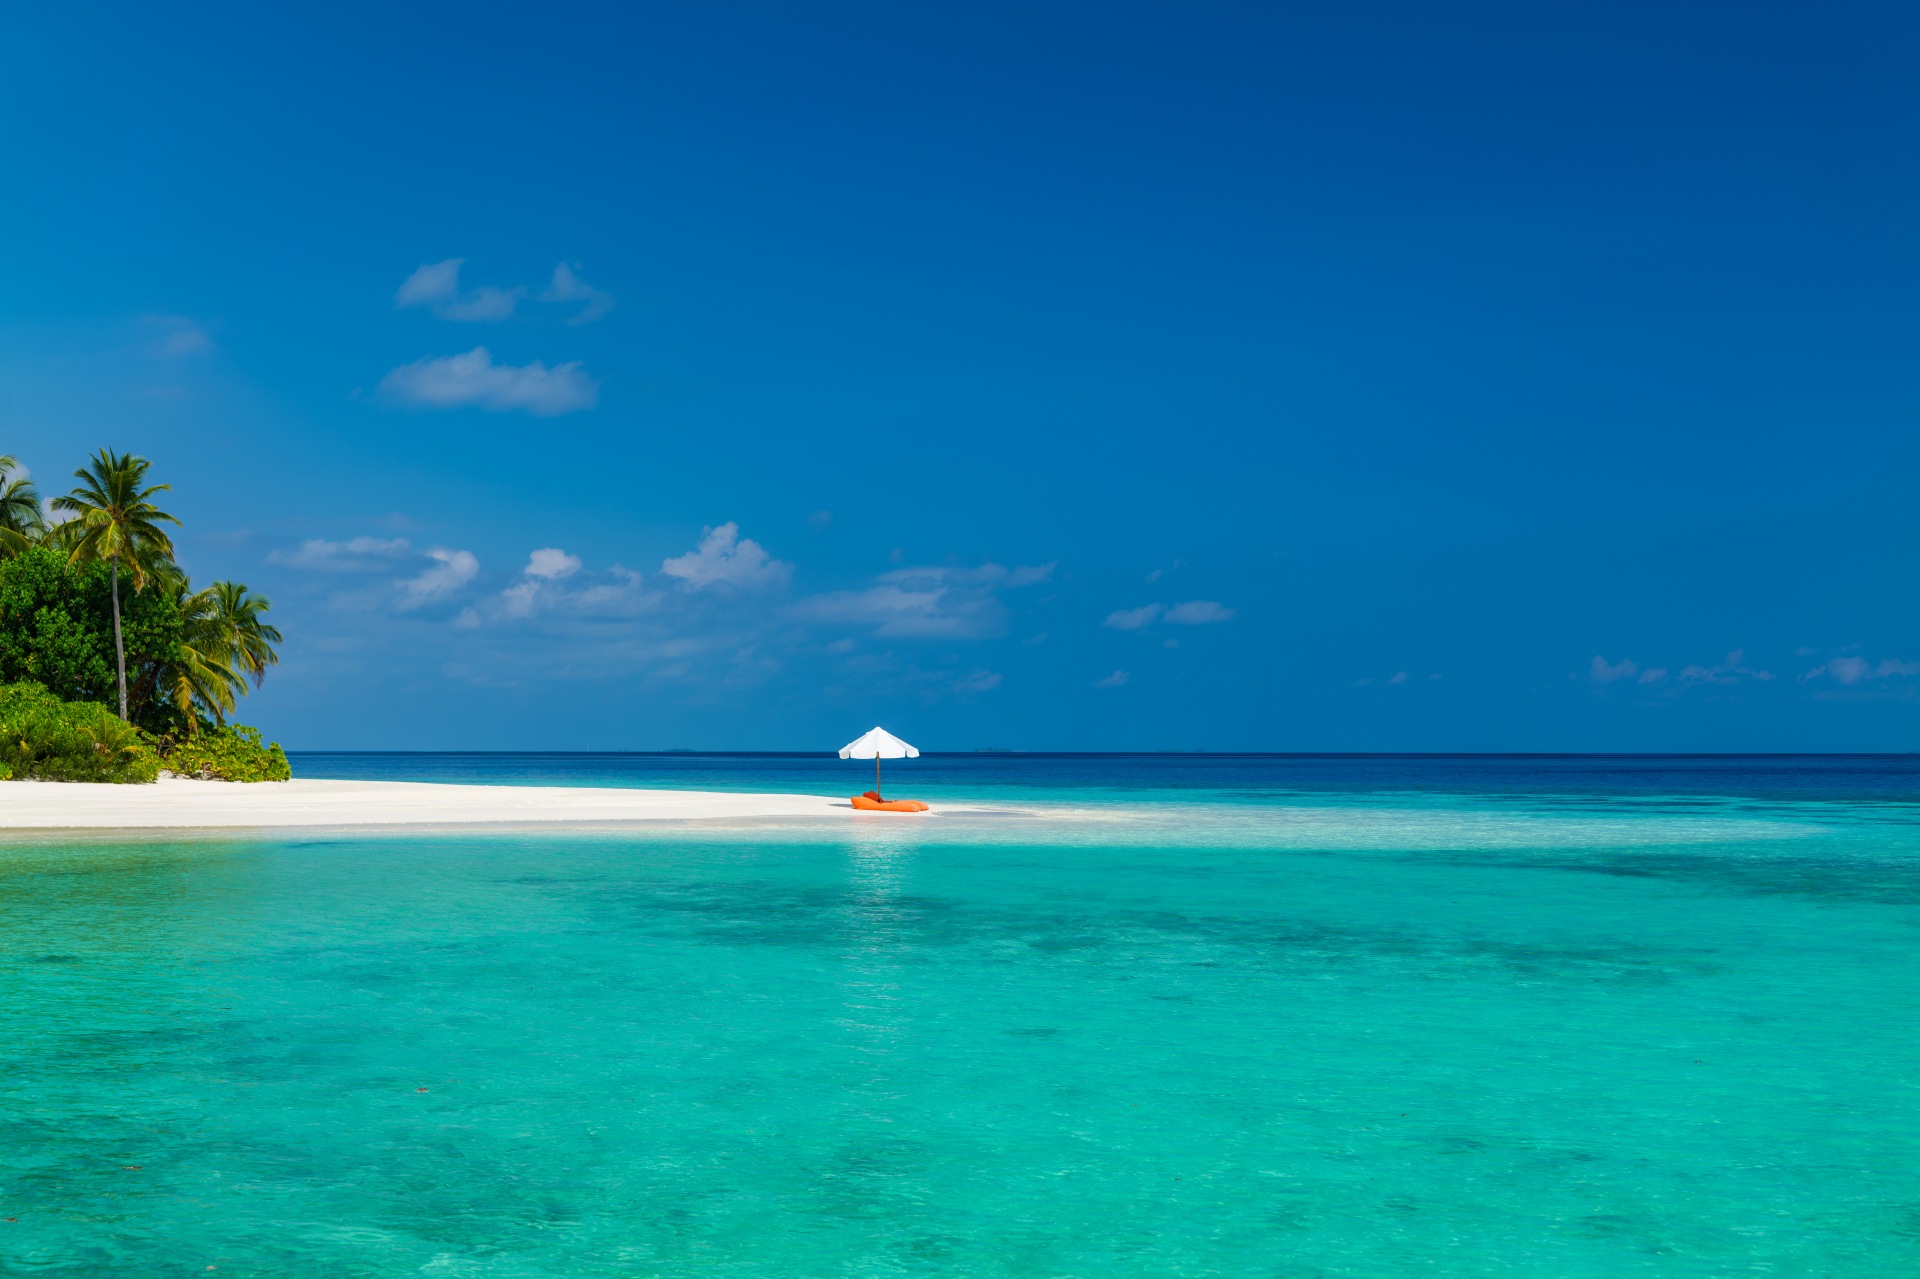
[839,726,919,794]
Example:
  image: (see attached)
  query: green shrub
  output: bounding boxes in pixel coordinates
[153,723,291,782]
[0,546,185,725]
[0,681,161,783]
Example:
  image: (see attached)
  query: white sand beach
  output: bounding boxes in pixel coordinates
[0,776,871,830]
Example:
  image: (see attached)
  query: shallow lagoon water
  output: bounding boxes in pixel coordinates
[3,756,1918,1276]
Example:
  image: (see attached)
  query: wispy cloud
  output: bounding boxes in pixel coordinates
[1677,650,1772,685]
[396,258,614,325]
[395,259,462,308]
[268,536,414,570]
[1801,654,1920,686]
[498,548,587,617]
[1104,604,1161,631]
[1093,669,1130,688]
[1165,600,1235,625]
[274,526,1043,702]
[394,258,525,322]
[524,548,582,580]
[378,347,598,416]
[1106,598,1234,630]
[1590,655,1638,683]
[399,548,480,604]
[661,523,792,591]
[1594,650,1773,688]
[145,314,212,357]
[541,263,615,325]
[793,562,1052,639]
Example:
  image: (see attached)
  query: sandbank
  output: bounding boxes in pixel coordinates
[0,776,879,831]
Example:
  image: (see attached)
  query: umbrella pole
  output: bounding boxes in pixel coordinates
[875,756,882,795]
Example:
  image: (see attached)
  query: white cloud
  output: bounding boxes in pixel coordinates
[1676,650,1772,686]
[1165,599,1235,625]
[396,259,463,307]
[1104,597,1232,629]
[1827,656,1871,684]
[1093,670,1130,688]
[145,314,211,357]
[435,287,524,322]
[395,259,525,322]
[1638,667,1668,684]
[269,536,414,570]
[1387,671,1409,685]
[660,523,791,591]
[792,562,1049,639]
[378,347,598,416]
[792,583,979,637]
[499,548,588,617]
[1104,603,1162,631]
[541,262,615,325]
[399,547,480,604]
[1800,654,1918,686]
[1003,563,1056,587]
[525,548,582,580]
[1590,655,1637,683]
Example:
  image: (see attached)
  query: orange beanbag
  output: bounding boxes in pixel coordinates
[851,794,930,812]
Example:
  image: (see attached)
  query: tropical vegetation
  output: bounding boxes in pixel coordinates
[0,681,161,783]
[0,450,290,782]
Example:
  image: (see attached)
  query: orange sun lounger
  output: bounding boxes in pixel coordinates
[851,791,929,813]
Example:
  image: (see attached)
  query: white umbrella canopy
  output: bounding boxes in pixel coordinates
[838,727,919,793]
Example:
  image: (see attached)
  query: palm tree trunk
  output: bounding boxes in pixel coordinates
[110,559,128,720]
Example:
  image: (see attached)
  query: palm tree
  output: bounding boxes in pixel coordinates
[0,455,43,558]
[161,577,282,729]
[211,581,282,688]
[168,582,247,727]
[52,450,179,719]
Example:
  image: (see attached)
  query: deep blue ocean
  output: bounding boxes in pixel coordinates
[3,754,1917,1276]
[289,748,1920,804]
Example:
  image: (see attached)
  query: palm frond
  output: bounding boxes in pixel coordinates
[0,455,44,538]
[56,448,179,588]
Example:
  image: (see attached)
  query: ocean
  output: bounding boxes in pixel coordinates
[3,754,1917,1275]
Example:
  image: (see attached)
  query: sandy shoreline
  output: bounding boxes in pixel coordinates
[0,776,877,830]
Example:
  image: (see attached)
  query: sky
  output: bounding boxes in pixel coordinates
[2,1,1916,751]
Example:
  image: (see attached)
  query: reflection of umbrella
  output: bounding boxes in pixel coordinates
[839,726,919,796]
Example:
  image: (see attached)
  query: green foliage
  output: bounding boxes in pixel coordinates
[152,723,292,783]
[0,455,42,546]
[0,545,185,723]
[0,681,160,783]
[0,447,284,737]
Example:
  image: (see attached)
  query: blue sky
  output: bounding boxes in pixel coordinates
[3,1,1916,750]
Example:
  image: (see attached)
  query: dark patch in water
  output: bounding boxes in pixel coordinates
[563,877,1717,987]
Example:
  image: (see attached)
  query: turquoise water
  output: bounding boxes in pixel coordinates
[4,758,1919,1275]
